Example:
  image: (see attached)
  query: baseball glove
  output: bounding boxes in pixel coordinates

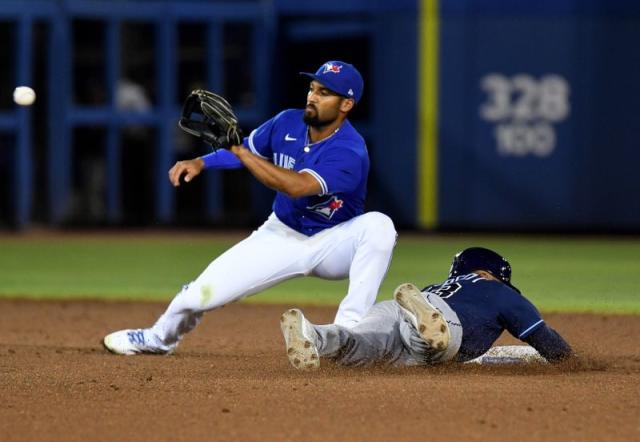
[178,89,243,150]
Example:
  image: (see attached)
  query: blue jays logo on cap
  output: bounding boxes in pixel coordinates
[301,60,364,103]
[322,63,343,74]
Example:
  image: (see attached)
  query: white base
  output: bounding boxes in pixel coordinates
[465,345,547,365]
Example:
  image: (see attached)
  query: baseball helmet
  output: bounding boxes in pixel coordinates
[448,247,520,293]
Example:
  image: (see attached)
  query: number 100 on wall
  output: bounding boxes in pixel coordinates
[479,74,570,157]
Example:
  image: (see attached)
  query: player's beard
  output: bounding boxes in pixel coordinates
[303,105,337,128]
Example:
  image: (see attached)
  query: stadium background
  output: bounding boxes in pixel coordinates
[2,0,638,232]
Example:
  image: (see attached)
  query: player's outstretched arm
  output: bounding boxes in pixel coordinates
[230,145,321,198]
[168,158,204,187]
[522,324,574,363]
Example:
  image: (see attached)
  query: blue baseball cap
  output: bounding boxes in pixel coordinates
[300,61,364,103]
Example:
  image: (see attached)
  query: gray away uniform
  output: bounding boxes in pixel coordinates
[313,293,463,366]
[311,273,572,367]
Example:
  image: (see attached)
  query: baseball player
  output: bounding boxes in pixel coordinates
[103,61,397,355]
[280,247,574,370]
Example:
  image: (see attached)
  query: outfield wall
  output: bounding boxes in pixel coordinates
[423,0,640,231]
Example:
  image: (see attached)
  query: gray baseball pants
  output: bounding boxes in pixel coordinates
[312,293,463,367]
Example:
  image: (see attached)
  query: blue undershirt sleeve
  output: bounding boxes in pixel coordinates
[200,150,243,170]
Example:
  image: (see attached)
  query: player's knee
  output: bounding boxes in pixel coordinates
[362,212,397,250]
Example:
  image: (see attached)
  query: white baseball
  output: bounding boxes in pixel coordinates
[13,86,36,106]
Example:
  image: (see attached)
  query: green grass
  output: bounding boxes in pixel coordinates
[0,233,638,314]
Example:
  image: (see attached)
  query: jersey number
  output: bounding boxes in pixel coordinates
[430,282,462,299]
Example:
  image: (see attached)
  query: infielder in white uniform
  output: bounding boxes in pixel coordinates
[103,61,397,355]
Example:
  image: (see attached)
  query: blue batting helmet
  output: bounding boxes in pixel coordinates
[448,247,520,293]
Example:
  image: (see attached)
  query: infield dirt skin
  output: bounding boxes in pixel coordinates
[0,299,638,442]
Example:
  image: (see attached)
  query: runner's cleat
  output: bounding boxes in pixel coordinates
[280,309,320,371]
[394,283,450,352]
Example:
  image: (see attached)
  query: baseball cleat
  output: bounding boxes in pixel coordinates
[394,283,450,352]
[280,309,320,371]
[103,329,170,355]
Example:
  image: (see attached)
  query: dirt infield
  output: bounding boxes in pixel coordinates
[1,299,638,441]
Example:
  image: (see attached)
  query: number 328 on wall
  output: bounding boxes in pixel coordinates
[479,74,571,157]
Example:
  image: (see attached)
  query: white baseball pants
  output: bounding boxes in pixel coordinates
[150,211,397,349]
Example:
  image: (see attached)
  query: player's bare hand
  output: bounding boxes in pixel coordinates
[168,158,205,187]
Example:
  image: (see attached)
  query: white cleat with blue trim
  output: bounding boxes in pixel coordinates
[103,329,171,355]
